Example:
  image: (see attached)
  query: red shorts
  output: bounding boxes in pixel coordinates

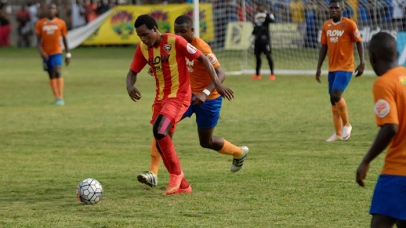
[150,97,191,132]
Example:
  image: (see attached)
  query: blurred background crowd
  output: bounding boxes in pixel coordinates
[0,0,404,48]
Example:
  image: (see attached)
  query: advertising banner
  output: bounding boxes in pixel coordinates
[82,4,214,45]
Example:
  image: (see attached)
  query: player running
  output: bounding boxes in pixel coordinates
[137,15,249,191]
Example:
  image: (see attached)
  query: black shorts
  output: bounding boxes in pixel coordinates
[254,39,272,55]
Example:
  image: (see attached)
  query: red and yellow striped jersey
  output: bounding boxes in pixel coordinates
[188,36,221,100]
[130,34,201,101]
[35,17,67,55]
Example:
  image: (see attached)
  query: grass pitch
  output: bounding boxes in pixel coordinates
[0,47,381,227]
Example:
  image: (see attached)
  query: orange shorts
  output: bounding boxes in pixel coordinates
[150,97,191,132]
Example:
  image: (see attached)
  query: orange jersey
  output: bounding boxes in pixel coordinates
[320,17,362,72]
[373,66,406,176]
[35,17,67,56]
[187,36,221,100]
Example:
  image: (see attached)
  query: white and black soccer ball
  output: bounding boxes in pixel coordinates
[77,178,103,205]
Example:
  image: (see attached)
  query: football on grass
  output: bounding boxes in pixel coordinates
[77,178,103,204]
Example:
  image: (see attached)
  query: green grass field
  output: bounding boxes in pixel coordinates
[0,47,381,227]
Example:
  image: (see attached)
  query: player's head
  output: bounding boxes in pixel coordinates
[329,0,343,21]
[369,32,398,76]
[174,15,194,43]
[257,3,265,12]
[134,14,160,48]
[47,2,58,19]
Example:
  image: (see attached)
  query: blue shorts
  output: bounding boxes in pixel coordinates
[43,54,62,72]
[183,95,222,129]
[328,71,352,94]
[370,174,406,220]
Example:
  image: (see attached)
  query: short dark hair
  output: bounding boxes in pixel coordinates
[134,14,158,29]
[174,15,193,26]
[369,32,397,62]
[330,0,343,4]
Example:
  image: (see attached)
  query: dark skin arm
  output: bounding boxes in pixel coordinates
[62,36,70,66]
[126,69,142,102]
[37,34,48,60]
[315,44,327,83]
[354,41,365,77]
[356,124,398,187]
[196,53,234,101]
[192,66,226,105]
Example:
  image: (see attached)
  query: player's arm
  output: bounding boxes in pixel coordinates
[354,41,365,77]
[126,70,141,102]
[62,36,70,66]
[356,124,398,187]
[204,66,225,93]
[196,53,233,100]
[315,44,327,83]
[126,45,146,102]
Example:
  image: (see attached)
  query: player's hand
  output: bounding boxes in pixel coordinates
[192,93,207,105]
[354,62,365,77]
[215,84,234,101]
[65,57,70,66]
[127,86,142,102]
[148,67,153,76]
[41,52,48,61]
[356,161,370,187]
[315,69,321,83]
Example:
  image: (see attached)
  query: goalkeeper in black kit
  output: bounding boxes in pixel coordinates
[251,3,275,80]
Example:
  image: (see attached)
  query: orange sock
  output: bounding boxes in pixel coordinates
[149,138,161,175]
[332,105,342,137]
[218,139,243,157]
[56,78,64,99]
[49,79,59,98]
[336,98,350,126]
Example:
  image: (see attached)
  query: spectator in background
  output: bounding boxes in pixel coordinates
[84,0,98,23]
[69,0,86,29]
[225,0,238,22]
[392,0,406,31]
[289,0,305,48]
[304,0,319,48]
[29,0,40,47]
[16,3,32,48]
[96,0,111,16]
[0,0,11,47]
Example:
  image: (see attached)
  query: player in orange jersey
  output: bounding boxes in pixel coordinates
[356,32,406,228]
[126,14,234,195]
[315,0,365,142]
[137,15,249,189]
[36,2,70,106]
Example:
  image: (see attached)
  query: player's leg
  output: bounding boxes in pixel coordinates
[370,175,406,228]
[51,54,64,105]
[153,98,190,195]
[371,215,397,228]
[195,97,249,172]
[251,41,262,80]
[326,72,343,141]
[44,55,59,103]
[331,71,353,139]
[396,220,406,228]
[264,42,275,80]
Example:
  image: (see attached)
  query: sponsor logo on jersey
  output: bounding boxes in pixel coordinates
[399,76,406,85]
[207,53,217,65]
[163,44,172,53]
[330,37,339,43]
[374,99,390,118]
[148,55,170,65]
[186,43,197,54]
[327,30,344,37]
[186,58,194,73]
[42,25,59,35]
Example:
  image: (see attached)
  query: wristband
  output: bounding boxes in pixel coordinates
[202,89,210,96]
[66,53,72,58]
